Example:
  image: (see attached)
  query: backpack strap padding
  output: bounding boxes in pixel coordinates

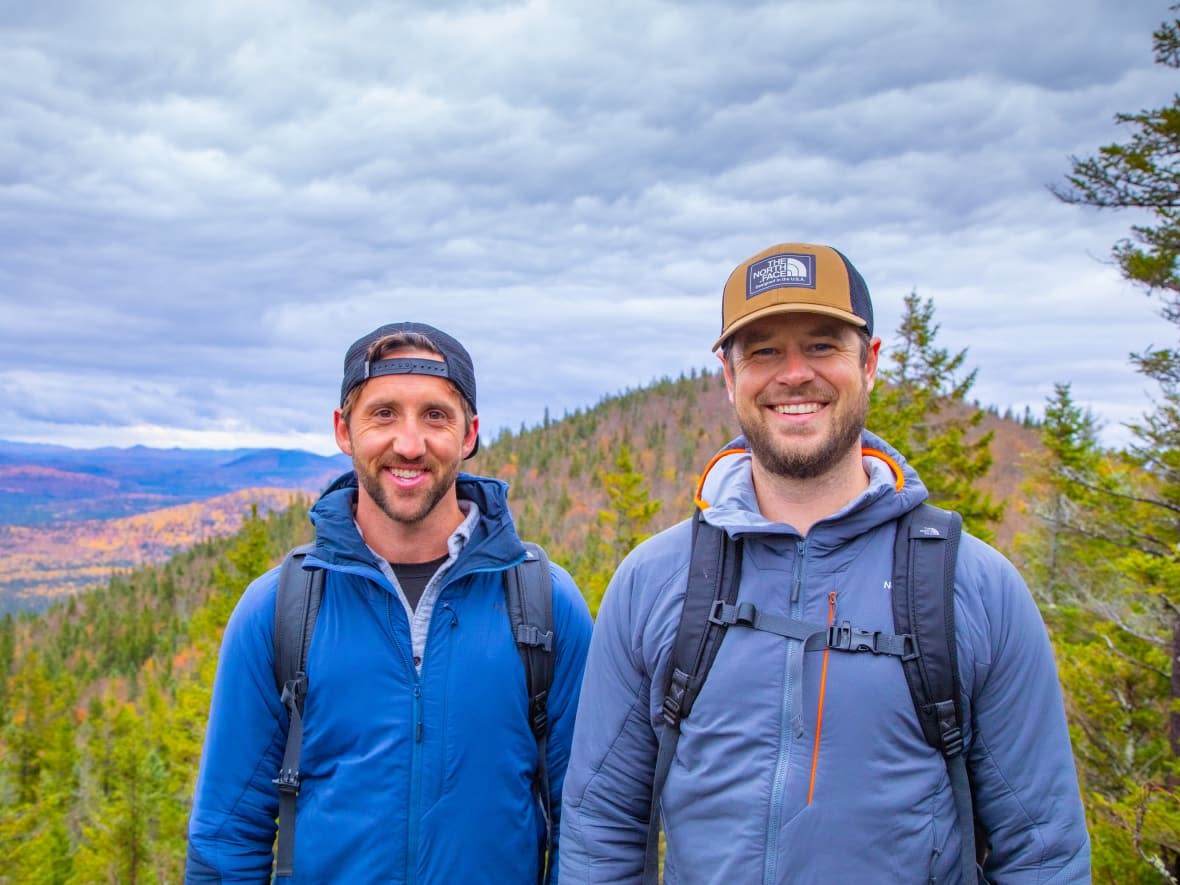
[272,543,322,879]
[644,512,742,885]
[891,503,976,879]
[504,542,555,885]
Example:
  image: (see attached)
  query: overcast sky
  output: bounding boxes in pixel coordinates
[2,0,1174,456]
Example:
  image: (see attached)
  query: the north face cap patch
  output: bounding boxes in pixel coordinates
[747,253,817,298]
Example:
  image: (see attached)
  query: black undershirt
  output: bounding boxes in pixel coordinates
[390,554,449,610]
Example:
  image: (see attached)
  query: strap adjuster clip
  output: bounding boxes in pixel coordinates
[828,621,885,654]
[273,769,301,796]
[900,633,919,662]
[515,624,554,652]
[280,674,308,710]
[708,600,733,626]
[529,692,549,735]
[709,600,756,627]
[662,668,691,728]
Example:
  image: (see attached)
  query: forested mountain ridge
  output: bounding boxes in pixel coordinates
[1,366,1165,883]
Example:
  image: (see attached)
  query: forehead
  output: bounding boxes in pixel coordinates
[734,312,857,346]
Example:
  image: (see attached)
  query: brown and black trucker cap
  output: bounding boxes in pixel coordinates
[713,242,874,351]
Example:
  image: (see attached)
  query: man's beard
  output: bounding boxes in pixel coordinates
[354,456,460,525]
[739,385,869,481]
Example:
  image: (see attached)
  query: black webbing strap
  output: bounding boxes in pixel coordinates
[707,601,915,659]
[274,681,306,878]
[272,544,323,879]
[644,513,742,885]
[706,599,916,739]
[504,542,555,885]
[891,504,977,879]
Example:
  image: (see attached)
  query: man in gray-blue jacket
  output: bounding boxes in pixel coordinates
[560,243,1090,883]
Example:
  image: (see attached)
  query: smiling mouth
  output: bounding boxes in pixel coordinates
[386,466,427,479]
[772,403,823,415]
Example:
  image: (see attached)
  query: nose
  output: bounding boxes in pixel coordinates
[391,419,428,460]
[775,345,815,386]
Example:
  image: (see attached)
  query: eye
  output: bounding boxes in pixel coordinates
[373,407,395,420]
[425,409,449,422]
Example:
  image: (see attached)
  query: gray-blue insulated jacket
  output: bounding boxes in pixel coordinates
[560,431,1090,884]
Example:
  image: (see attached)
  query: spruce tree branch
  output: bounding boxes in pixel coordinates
[1060,470,1180,516]
[1099,622,1170,664]
[1057,518,1171,558]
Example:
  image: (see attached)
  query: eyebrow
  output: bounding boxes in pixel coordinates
[365,397,459,414]
[806,321,847,339]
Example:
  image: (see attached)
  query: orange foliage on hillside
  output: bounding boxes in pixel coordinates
[1,487,307,604]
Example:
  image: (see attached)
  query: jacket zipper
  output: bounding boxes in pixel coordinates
[387,594,423,885]
[389,565,513,885]
[764,539,807,885]
[808,591,838,804]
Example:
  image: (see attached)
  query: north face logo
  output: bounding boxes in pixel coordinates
[918,526,942,537]
[747,253,816,298]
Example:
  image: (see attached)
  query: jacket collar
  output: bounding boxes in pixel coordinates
[694,430,929,543]
[307,470,528,578]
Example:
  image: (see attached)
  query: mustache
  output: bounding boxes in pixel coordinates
[754,384,835,405]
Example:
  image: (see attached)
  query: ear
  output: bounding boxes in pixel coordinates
[864,337,882,391]
[717,350,736,404]
[333,409,354,456]
[463,415,480,459]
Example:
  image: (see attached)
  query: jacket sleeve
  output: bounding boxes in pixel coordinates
[185,568,288,883]
[958,538,1092,883]
[544,562,595,885]
[559,550,670,885]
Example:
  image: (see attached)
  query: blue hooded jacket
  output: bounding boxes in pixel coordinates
[186,471,593,883]
[560,433,1090,884]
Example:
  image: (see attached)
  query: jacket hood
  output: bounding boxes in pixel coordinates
[694,430,929,544]
[307,469,527,574]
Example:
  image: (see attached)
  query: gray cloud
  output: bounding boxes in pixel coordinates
[1,0,1174,454]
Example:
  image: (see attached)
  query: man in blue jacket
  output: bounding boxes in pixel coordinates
[186,321,593,883]
[560,244,1090,883]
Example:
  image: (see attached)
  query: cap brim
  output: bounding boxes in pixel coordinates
[711,303,868,351]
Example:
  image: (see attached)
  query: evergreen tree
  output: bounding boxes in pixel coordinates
[1014,383,1105,603]
[868,290,1003,540]
[1054,9,1180,876]
[1054,9,1180,306]
[579,444,662,614]
[74,704,164,885]
[598,444,663,561]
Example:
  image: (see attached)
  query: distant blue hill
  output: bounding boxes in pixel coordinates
[0,439,352,524]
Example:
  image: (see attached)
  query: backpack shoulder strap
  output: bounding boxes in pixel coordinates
[504,541,555,884]
[272,542,323,879]
[644,511,743,885]
[891,503,978,878]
